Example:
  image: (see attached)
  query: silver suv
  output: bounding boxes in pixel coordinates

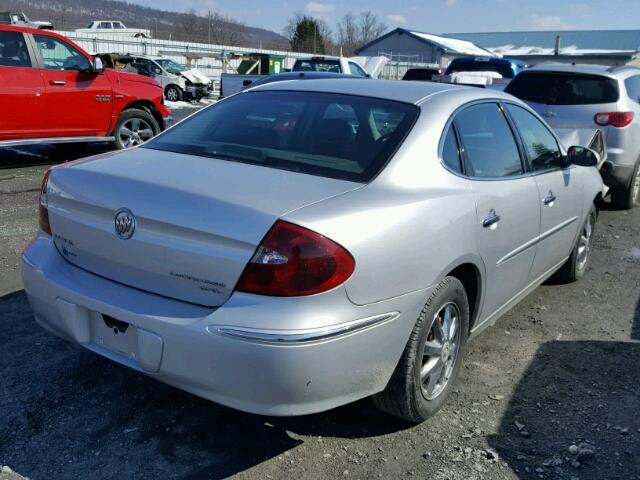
[506,64,640,209]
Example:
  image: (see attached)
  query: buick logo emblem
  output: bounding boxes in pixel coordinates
[114,208,136,239]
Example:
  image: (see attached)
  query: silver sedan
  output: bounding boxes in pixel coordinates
[22,79,604,423]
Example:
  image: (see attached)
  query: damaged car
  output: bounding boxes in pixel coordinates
[102,54,213,102]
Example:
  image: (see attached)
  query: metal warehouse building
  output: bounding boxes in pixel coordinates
[354,28,494,66]
[444,30,640,66]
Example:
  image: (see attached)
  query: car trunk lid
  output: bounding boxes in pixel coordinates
[46,148,361,306]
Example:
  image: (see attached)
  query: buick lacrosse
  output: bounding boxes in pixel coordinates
[22,80,604,422]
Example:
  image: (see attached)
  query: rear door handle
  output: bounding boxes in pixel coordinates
[543,191,556,206]
[482,209,501,228]
[49,80,66,86]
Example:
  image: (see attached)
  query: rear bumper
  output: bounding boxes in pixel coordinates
[21,235,428,416]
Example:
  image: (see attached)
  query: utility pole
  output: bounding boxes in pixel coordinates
[208,11,212,44]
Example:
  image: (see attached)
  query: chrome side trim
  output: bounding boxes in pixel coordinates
[209,312,400,345]
[496,216,578,266]
[0,137,114,148]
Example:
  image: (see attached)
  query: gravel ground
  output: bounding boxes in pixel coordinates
[1,124,639,479]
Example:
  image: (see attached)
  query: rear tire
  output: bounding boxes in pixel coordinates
[610,161,640,210]
[113,109,159,150]
[373,277,469,423]
[165,85,183,102]
[553,203,597,283]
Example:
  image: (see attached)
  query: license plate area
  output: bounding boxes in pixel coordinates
[90,312,138,359]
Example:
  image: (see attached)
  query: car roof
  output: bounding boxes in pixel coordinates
[526,62,640,79]
[249,78,512,105]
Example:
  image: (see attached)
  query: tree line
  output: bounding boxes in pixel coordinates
[284,11,388,56]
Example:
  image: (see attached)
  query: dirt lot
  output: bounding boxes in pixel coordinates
[1,127,639,479]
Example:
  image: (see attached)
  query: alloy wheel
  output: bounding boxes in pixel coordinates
[576,210,595,272]
[118,118,154,148]
[166,88,179,102]
[632,167,640,206]
[421,302,461,400]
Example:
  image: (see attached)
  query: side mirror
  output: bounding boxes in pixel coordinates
[567,145,599,167]
[93,56,105,73]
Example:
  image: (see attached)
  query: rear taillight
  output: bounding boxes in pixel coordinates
[235,220,355,296]
[39,169,52,235]
[594,111,634,128]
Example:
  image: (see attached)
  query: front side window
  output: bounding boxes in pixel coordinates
[0,31,31,67]
[455,103,523,178]
[506,104,563,171]
[34,35,91,71]
[113,22,125,29]
[348,62,367,77]
[144,91,418,182]
[98,22,111,29]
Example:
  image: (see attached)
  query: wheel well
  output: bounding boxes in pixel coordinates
[121,100,163,130]
[594,192,604,214]
[447,263,481,331]
[165,84,182,92]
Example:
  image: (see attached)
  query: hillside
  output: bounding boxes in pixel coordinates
[0,0,290,49]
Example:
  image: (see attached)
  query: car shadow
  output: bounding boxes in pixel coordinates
[633,295,640,340]
[0,291,411,480]
[0,144,112,169]
[487,339,639,479]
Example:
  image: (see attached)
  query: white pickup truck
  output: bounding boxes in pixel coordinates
[76,21,151,38]
[0,11,53,29]
[292,56,369,77]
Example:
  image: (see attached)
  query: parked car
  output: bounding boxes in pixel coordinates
[244,71,362,89]
[76,21,151,38]
[292,55,369,77]
[445,56,528,79]
[22,80,604,423]
[402,67,444,81]
[0,26,172,150]
[0,11,53,30]
[104,54,213,102]
[506,63,640,209]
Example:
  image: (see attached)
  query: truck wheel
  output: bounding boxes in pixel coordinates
[373,277,469,423]
[113,109,159,150]
[165,86,183,102]
[611,161,640,210]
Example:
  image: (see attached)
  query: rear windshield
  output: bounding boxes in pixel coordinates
[144,91,418,182]
[294,60,341,73]
[506,72,620,105]
[403,69,438,81]
[446,60,514,78]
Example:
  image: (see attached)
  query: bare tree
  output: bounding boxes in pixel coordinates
[336,11,387,56]
[177,10,203,43]
[359,11,387,45]
[336,12,358,55]
[209,12,245,46]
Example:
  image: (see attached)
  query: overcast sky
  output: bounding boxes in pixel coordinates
[134,0,640,35]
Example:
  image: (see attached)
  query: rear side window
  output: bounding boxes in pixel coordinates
[441,126,462,173]
[0,31,31,67]
[145,91,419,182]
[506,72,619,105]
[625,75,640,104]
[455,103,523,178]
[506,105,563,171]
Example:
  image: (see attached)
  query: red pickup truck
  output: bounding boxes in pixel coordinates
[0,25,172,150]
